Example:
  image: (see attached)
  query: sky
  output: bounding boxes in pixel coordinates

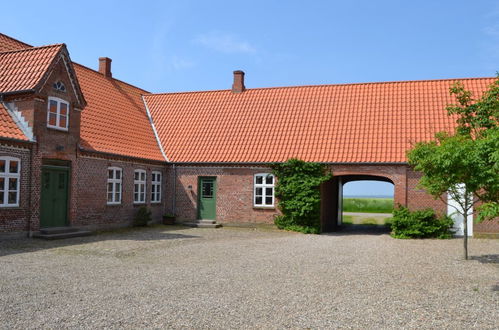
[2,0,498,196]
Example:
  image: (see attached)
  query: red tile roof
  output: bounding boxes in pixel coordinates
[0,33,31,52]
[0,103,28,141]
[0,34,164,160]
[144,78,495,163]
[0,44,63,93]
[75,64,164,161]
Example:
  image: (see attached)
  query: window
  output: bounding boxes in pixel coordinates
[53,81,66,92]
[134,169,146,204]
[0,157,20,207]
[254,173,274,207]
[107,167,122,204]
[47,97,69,131]
[151,171,162,203]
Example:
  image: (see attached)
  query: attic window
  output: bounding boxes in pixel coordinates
[53,81,66,92]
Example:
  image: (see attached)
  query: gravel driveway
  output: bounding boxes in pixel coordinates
[1,225,498,329]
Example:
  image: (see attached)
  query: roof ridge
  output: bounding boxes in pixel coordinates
[0,43,64,55]
[0,33,33,48]
[145,76,496,97]
[73,62,150,94]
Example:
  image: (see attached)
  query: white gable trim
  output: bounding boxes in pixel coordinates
[142,95,169,162]
[2,102,34,141]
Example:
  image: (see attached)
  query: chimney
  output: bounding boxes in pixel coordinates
[232,70,245,93]
[98,57,112,78]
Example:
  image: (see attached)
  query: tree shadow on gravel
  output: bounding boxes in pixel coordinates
[0,225,199,258]
[470,254,499,264]
[322,224,391,236]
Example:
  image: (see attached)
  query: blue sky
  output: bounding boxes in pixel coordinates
[2,0,498,196]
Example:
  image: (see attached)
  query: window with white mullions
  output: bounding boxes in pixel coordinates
[107,167,122,204]
[151,171,162,203]
[0,157,20,207]
[47,97,69,131]
[134,169,146,204]
[254,173,275,207]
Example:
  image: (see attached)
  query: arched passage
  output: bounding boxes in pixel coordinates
[320,175,395,232]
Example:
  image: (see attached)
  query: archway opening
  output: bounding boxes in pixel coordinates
[320,175,395,233]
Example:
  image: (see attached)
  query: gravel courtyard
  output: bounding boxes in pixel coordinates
[1,225,498,329]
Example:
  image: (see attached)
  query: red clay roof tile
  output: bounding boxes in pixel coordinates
[0,44,63,93]
[75,64,164,161]
[144,78,495,163]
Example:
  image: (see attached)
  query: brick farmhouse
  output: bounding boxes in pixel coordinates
[0,33,497,237]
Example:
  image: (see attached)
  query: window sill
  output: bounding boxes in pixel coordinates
[253,206,276,210]
[0,205,20,209]
[106,203,122,206]
[47,126,69,132]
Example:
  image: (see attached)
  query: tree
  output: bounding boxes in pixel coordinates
[407,77,499,260]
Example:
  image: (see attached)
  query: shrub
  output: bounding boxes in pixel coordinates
[272,159,332,234]
[390,205,453,239]
[134,206,152,227]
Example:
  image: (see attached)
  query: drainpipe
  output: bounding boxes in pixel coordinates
[172,164,176,215]
[27,143,34,237]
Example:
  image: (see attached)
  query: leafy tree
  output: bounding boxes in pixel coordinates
[271,159,332,234]
[407,77,499,259]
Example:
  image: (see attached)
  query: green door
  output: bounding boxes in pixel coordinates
[40,166,69,228]
[198,177,216,220]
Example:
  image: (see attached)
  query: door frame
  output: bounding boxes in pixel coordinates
[40,164,70,228]
[197,176,217,220]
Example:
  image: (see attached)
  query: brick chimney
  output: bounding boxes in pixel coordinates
[232,70,245,93]
[98,57,112,78]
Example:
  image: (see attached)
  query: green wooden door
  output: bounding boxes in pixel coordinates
[40,166,69,228]
[198,177,216,220]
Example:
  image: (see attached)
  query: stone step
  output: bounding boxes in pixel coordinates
[182,221,222,229]
[40,227,79,235]
[33,230,92,240]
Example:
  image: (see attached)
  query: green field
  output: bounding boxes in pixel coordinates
[342,197,394,213]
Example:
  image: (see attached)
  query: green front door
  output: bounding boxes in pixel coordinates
[198,177,216,220]
[40,166,69,228]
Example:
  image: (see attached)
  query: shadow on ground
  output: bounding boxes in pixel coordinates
[0,225,199,258]
[323,224,391,236]
[470,254,499,264]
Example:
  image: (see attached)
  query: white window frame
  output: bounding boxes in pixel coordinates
[47,96,70,131]
[254,173,275,207]
[134,169,147,204]
[0,157,21,207]
[107,167,122,205]
[151,171,162,203]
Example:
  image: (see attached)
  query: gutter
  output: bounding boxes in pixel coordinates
[169,161,409,166]
[78,145,167,165]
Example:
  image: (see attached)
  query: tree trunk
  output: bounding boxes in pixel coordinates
[463,191,468,260]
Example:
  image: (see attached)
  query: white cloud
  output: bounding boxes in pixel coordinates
[193,31,256,54]
[170,56,196,70]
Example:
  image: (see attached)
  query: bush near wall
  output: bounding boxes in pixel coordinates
[272,159,332,234]
[390,206,453,239]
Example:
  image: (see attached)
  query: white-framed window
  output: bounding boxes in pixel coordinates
[254,173,275,207]
[151,171,162,203]
[107,167,122,204]
[134,169,146,204]
[0,157,20,207]
[47,96,69,131]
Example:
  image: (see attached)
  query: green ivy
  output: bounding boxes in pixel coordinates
[271,159,332,234]
[133,206,152,227]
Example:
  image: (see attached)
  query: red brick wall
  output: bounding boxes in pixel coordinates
[406,167,447,214]
[74,155,165,229]
[174,166,279,224]
[0,145,31,232]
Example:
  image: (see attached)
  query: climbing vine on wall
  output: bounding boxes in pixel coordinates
[271,159,332,234]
